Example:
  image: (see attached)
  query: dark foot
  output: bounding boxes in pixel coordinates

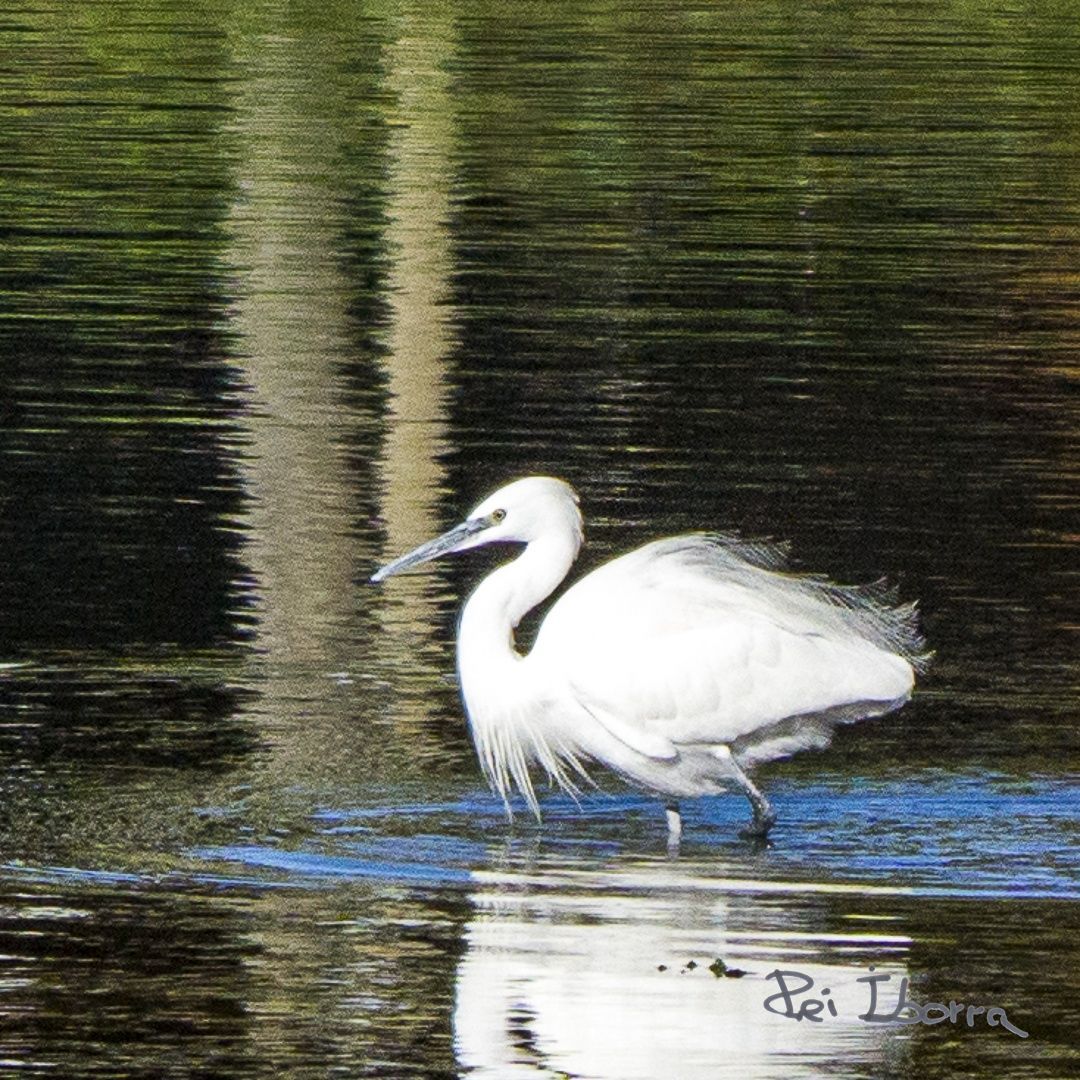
[712,744,776,840]
[738,807,776,841]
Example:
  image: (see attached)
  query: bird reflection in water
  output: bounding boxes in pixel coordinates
[454,862,910,1079]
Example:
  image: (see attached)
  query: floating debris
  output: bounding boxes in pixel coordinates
[709,958,748,979]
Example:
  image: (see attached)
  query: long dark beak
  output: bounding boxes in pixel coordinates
[370,518,488,583]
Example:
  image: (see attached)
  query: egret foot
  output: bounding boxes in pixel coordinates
[665,801,682,854]
[713,745,776,838]
[738,809,776,841]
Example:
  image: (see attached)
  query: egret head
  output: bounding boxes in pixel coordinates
[370,476,583,582]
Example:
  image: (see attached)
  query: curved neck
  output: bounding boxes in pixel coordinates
[455,528,581,812]
[458,532,578,670]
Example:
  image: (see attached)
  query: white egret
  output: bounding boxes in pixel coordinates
[371,477,928,841]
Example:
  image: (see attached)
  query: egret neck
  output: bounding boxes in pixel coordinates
[370,474,927,838]
[457,529,580,678]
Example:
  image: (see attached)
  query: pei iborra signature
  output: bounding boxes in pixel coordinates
[762,967,1028,1038]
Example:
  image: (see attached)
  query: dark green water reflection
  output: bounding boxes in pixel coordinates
[1,1,1077,1077]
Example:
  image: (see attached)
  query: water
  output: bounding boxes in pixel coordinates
[1,1,1077,1076]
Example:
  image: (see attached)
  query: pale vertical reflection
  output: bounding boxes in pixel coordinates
[224,35,358,665]
[375,4,458,637]
[216,25,402,1068]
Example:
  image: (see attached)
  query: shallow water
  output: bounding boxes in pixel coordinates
[1,1,1077,1076]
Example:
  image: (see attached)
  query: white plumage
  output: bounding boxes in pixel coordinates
[372,476,928,841]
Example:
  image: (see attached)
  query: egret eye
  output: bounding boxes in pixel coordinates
[371,473,927,843]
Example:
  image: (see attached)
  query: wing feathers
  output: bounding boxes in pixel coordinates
[577,700,680,761]
[534,533,926,759]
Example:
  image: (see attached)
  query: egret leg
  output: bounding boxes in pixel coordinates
[713,746,775,837]
[665,801,682,853]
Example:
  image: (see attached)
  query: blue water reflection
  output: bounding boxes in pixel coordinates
[183,771,1078,901]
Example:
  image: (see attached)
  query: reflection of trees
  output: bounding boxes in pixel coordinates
[0,877,469,1078]
[221,0,466,796]
[217,8,469,1068]
[0,2,246,650]
[225,25,363,666]
[378,5,457,554]
[438,3,1079,759]
[368,1,463,740]
[0,882,262,1076]
[235,884,467,1076]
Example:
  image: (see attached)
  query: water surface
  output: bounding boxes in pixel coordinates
[1,1,1077,1077]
